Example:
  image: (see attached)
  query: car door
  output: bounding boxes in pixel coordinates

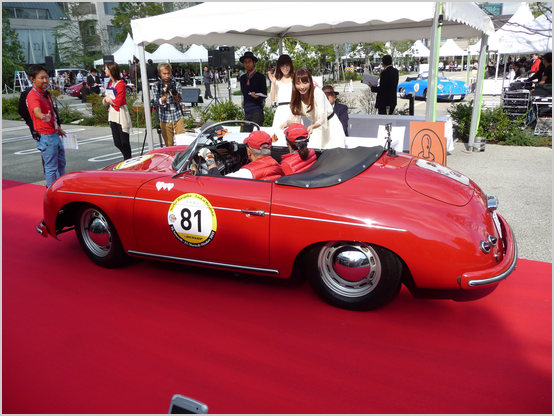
[133,173,272,267]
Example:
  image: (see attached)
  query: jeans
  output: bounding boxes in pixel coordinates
[35,133,66,188]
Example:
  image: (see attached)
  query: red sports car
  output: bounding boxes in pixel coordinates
[37,121,517,310]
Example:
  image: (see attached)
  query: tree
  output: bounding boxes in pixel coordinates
[111,2,165,44]
[54,2,103,68]
[2,8,25,88]
[529,2,552,18]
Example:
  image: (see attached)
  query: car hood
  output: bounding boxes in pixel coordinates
[405,158,475,206]
[103,149,183,173]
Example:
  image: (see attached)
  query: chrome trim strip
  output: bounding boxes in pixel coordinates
[134,199,243,213]
[128,250,280,275]
[468,234,518,287]
[58,190,134,200]
[271,213,407,232]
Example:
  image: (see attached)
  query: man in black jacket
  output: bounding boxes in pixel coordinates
[322,85,349,136]
[368,55,399,115]
[239,51,267,132]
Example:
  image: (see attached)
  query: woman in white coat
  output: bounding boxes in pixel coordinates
[268,54,294,140]
[280,68,345,149]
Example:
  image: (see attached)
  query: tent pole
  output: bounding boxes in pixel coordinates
[425,1,442,122]
[468,33,489,152]
[138,43,154,152]
[279,37,283,55]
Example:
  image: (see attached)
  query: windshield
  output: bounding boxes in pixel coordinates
[171,120,261,173]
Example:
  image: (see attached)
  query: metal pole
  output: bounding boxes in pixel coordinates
[468,33,489,152]
[138,43,154,152]
[425,2,442,122]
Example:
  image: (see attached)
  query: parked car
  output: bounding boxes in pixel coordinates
[398,71,469,101]
[37,121,517,311]
[66,81,132,99]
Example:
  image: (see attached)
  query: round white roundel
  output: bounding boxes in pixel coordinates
[414,83,420,93]
[168,193,217,247]
[114,154,153,170]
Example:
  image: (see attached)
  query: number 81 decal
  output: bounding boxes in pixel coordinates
[168,193,217,247]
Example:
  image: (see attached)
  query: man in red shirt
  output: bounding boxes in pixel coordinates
[26,65,67,188]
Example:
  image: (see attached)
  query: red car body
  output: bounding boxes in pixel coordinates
[37,122,517,310]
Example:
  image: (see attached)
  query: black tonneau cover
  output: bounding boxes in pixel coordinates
[275,146,384,188]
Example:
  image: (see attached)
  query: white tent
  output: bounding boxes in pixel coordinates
[488,2,536,52]
[130,2,494,150]
[181,44,209,62]
[439,39,468,56]
[410,40,431,58]
[149,43,189,63]
[93,33,153,66]
[491,11,552,53]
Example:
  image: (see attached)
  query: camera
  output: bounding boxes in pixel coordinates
[163,80,178,97]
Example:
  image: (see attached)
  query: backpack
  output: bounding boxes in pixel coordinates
[18,87,60,141]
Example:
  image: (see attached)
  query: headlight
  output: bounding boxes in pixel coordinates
[438,84,444,91]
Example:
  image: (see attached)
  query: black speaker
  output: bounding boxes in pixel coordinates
[219,46,235,67]
[321,54,327,64]
[44,56,55,76]
[103,55,115,64]
[208,50,220,67]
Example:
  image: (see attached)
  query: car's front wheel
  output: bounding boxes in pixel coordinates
[76,204,125,268]
[399,88,406,98]
[305,241,402,311]
[423,89,427,100]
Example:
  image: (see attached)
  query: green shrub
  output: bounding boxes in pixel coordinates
[57,101,83,124]
[232,90,242,96]
[200,98,244,124]
[2,96,20,117]
[447,100,473,140]
[263,105,275,127]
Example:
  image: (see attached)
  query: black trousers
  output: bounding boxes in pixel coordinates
[204,83,213,98]
[110,122,132,160]
[377,105,396,115]
[243,111,265,132]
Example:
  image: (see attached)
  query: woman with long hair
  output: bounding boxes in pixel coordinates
[280,123,317,175]
[268,54,294,136]
[280,68,345,149]
[103,62,133,160]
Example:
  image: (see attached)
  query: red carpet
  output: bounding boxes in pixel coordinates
[3,180,552,414]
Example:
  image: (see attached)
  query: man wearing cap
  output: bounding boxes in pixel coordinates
[239,51,267,132]
[322,85,349,136]
[281,123,317,175]
[200,131,283,181]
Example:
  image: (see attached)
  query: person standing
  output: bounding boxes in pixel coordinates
[203,66,213,99]
[268,54,294,136]
[103,62,133,160]
[152,63,184,147]
[539,52,552,84]
[367,54,399,115]
[146,59,158,82]
[239,51,267,132]
[26,64,67,188]
[280,68,345,149]
[322,85,349,136]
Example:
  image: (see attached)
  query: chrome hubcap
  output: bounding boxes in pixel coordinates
[318,242,381,298]
[80,208,112,258]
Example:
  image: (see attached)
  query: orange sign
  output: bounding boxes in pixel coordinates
[409,122,447,165]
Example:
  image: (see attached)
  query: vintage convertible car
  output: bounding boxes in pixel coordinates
[37,121,517,311]
[398,71,469,101]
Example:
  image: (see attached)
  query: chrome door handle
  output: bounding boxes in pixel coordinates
[241,209,265,217]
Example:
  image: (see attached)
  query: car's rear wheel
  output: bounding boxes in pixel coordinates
[76,204,125,268]
[423,89,427,100]
[399,88,406,98]
[126,86,132,95]
[305,241,402,311]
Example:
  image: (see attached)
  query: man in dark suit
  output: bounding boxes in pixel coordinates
[87,68,100,94]
[368,54,399,115]
[322,85,349,136]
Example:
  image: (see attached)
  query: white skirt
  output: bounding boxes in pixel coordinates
[309,114,346,150]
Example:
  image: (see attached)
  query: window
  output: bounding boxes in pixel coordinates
[104,2,119,15]
[108,25,123,45]
[4,8,16,18]
[37,9,50,19]
[15,8,33,19]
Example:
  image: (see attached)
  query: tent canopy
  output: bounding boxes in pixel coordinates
[409,40,430,57]
[131,2,494,47]
[439,39,468,57]
[181,44,209,62]
[93,33,153,66]
[491,10,552,53]
[149,43,188,63]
